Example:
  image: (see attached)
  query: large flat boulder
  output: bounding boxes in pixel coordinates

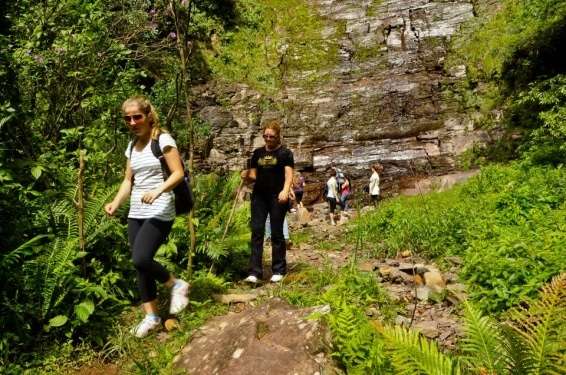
[172,299,338,375]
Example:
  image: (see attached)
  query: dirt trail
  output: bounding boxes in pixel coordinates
[77,202,466,374]
[219,202,465,349]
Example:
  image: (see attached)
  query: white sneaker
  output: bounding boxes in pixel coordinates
[244,275,259,284]
[170,279,189,315]
[131,315,161,338]
[270,274,284,283]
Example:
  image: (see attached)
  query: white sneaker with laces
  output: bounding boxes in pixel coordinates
[244,275,259,284]
[131,315,161,338]
[270,274,284,283]
[170,279,189,315]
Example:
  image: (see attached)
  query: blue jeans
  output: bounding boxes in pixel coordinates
[265,214,289,240]
[340,191,351,210]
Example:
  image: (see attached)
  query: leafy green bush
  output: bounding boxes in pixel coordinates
[449,0,566,163]
[351,163,566,314]
[0,184,130,367]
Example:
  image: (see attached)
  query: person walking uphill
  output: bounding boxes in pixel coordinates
[104,96,189,338]
[241,120,294,284]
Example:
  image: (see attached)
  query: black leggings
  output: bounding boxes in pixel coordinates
[250,193,287,278]
[327,197,337,213]
[128,218,173,302]
[294,190,303,205]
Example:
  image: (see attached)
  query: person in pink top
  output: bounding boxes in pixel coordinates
[339,176,351,210]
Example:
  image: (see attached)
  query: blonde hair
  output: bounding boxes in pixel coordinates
[262,119,282,139]
[122,95,163,139]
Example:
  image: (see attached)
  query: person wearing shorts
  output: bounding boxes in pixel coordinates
[326,169,339,225]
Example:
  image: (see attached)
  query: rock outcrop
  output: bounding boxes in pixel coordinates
[193,1,489,199]
[172,299,337,375]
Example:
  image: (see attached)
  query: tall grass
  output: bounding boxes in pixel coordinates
[351,163,566,313]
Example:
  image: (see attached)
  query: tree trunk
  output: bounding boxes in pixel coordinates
[170,0,196,279]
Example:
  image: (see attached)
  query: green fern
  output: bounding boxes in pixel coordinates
[326,298,387,372]
[461,301,509,373]
[0,235,48,272]
[26,237,80,319]
[505,273,566,375]
[382,325,460,375]
[500,324,532,375]
[84,184,119,242]
[50,198,77,237]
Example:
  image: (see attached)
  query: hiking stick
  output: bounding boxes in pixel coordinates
[221,132,256,241]
[221,179,244,241]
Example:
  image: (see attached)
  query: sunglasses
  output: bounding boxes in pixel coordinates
[123,114,145,122]
[263,134,277,139]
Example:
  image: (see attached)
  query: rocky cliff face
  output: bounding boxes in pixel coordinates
[193,0,489,198]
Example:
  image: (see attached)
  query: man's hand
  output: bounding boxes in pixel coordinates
[278,190,289,204]
[141,189,162,204]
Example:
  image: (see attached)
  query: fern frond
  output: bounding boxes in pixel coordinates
[505,273,566,375]
[0,235,49,272]
[40,238,79,318]
[461,301,509,373]
[50,198,78,238]
[84,184,118,234]
[0,113,15,129]
[500,324,532,375]
[326,298,382,370]
[382,325,460,375]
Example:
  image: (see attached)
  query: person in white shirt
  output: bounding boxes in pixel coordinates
[104,96,189,338]
[369,163,383,204]
[326,169,339,225]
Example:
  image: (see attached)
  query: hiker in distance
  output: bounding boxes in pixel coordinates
[241,120,294,283]
[291,171,305,212]
[325,168,340,225]
[104,96,189,338]
[369,163,383,204]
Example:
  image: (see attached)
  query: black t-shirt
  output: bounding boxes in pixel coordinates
[250,145,294,195]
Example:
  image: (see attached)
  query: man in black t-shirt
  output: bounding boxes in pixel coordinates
[241,120,294,283]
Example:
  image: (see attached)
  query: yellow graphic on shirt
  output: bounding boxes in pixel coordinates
[258,155,278,167]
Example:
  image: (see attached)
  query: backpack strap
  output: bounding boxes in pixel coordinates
[150,133,170,180]
[129,136,138,184]
[129,136,138,159]
[150,134,163,158]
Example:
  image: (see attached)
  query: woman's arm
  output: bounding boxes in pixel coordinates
[278,166,293,203]
[104,160,133,216]
[141,146,184,204]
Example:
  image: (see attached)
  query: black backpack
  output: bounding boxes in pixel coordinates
[131,134,194,215]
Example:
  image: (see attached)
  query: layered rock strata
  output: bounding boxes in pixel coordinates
[194,0,488,198]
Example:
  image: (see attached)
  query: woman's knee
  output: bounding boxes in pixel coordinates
[132,252,153,270]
